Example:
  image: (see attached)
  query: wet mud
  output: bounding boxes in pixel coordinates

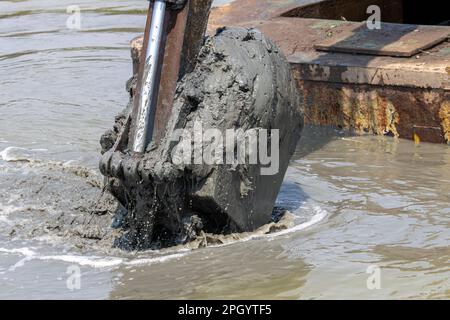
[1,157,297,254]
[99,27,304,250]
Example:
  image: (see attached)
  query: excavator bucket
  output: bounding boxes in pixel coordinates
[99,0,304,249]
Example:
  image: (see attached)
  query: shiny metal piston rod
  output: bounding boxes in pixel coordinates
[133,0,167,153]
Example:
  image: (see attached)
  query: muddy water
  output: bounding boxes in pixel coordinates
[1,0,449,299]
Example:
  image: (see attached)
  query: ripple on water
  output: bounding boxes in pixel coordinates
[1,0,449,299]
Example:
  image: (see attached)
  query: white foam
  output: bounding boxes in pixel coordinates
[0,247,36,274]
[1,147,31,162]
[124,253,187,266]
[0,146,47,162]
[0,247,36,256]
[40,255,124,268]
[0,246,187,270]
[268,205,328,238]
[204,206,329,249]
[38,252,187,268]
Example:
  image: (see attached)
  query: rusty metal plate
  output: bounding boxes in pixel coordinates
[314,22,450,57]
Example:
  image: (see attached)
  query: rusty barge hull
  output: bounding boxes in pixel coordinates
[132,0,450,144]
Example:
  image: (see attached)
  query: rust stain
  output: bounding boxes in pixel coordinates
[384,100,399,137]
[297,78,447,143]
[439,101,450,144]
[413,133,421,144]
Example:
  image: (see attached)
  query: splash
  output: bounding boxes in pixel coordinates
[0,146,47,162]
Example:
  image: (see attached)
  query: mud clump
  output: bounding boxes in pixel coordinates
[100,27,304,250]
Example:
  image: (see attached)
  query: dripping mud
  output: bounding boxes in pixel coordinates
[98,27,303,250]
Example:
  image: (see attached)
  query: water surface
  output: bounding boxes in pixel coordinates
[0,0,449,299]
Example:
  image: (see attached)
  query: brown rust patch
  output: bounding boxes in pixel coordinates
[439,101,450,144]
[130,36,143,75]
[377,98,400,137]
[294,73,448,143]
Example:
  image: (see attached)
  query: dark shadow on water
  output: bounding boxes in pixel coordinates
[274,180,309,216]
[293,124,355,159]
